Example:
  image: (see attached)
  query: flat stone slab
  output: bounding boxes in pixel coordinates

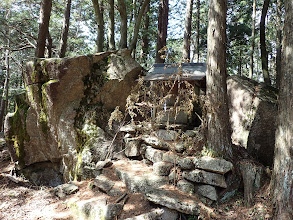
[124,209,164,220]
[124,137,142,157]
[195,184,218,201]
[193,156,233,174]
[142,135,169,150]
[183,169,227,188]
[94,175,115,193]
[145,146,164,163]
[54,183,79,198]
[154,129,178,141]
[145,186,201,215]
[153,162,173,176]
[114,160,168,193]
[178,157,195,170]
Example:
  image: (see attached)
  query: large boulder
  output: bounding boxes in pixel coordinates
[227,75,278,166]
[5,49,142,182]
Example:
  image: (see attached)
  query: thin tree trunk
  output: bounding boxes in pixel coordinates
[275,0,283,89]
[249,0,256,79]
[92,0,104,52]
[0,49,10,132]
[117,0,127,49]
[196,0,200,62]
[107,0,115,50]
[129,0,150,52]
[271,1,293,219]
[183,0,193,62]
[206,0,233,160]
[47,30,52,58]
[35,0,52,58]
[155,0,169,63]
[260,0,271,85]
[59,0,72,58]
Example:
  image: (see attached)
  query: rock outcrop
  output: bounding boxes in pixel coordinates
[227,75,278,166]
[5,50,142,182]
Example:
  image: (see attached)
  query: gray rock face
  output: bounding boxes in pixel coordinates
[159,207,179,220]
[95,159,113,170]
[4,50,142,181]
[193,156,233,174]
[142,135,169,150]
[54,183,79,198]
[124,137,142,157]
[114,160,168,193]
[183,169,227,188]
[155,130,178,141]
[227,75,277,166]
[145,146,164,163]
[124,209,164,220]
[178,157,194,170]
[177,180,195,194]
[94,175,115,193]
[153,162,174,176]
[195,184,218,201]
[69,198,123,220]
[145,188,200,215]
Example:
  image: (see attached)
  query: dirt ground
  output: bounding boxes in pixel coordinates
[0,139,273,220]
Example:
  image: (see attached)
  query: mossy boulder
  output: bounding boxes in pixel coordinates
[5,49,142,182]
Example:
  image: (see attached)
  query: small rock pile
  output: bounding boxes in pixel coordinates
[121,124,234,204]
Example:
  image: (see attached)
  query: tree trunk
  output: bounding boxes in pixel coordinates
[92,0,104,52]
[155,0,169,63]
[129,0,151,52]
[47,30,52,58]
[196,0,200,62]
[107,0,115,50]
[206,0,233,160]
[141,2,150,64]
[59,0,72,58]
[271,1,293,219]
[275,0,282,89]
[117,0,127,49]
[260,0,271,85]
[183,0,193,62]
[35,0,52,58]
[249,0,256,79]
[0,49,10,132]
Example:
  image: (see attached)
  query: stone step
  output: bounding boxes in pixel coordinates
[113,160,168,193]
[145,185,201,215]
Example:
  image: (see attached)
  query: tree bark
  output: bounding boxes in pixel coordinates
[249,0,256,79]
[206,0,233,160]
[141,2,150,63]
[117,0,127,49]
[129,0,150,52]
[59,0,72,58]
[107,0,115,50]
[35,0,52,58]
[183,0,193,62]
[275,0,283,89]
[0,49,10,132]
[196,0,200,62]
[271,1,293,219]
[260,0,271,85]
[155,0,169,63]
[92,0,104,52]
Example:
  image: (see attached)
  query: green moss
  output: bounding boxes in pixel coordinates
[6,93,30,168]
[73,153,83,181]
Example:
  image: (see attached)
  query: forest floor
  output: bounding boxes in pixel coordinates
[0,138,273,220]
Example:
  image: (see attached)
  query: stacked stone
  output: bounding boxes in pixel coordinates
[121,126,233,203]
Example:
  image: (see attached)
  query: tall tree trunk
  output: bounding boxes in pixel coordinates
[249,0,256,79]
[141,2,150,64]
[183,0,193,62]
[35,0,52,58]
[275,0,283,89]
[129,0,150,52]
[206,0,233,160]
[47,30,52,58]
[107,0,115,50]
[260,0,271,85]
[196,0,200,62]
[59,0,72,58]
[0,49,10,132]
[155,0,169,63]
[92,0,104,52]
[271,1,293,219]
[117,0,127,49]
